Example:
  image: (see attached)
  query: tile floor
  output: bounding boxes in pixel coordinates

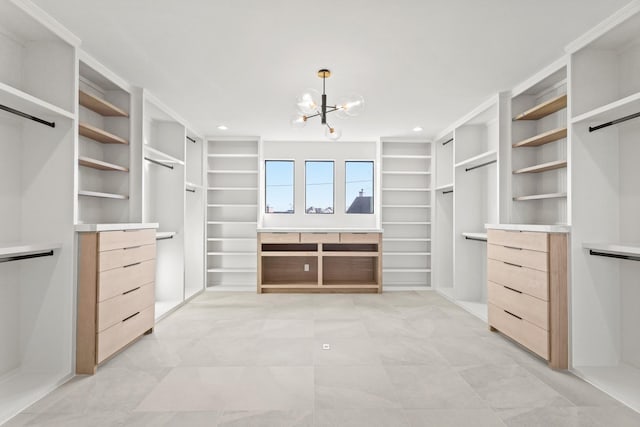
[6,291,640,426]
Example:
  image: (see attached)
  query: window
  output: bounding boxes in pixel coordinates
[345,161,374,214]
[305,161,334,214]
[265,160,294,213]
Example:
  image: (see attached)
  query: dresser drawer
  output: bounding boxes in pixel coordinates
[488,281,548,330]
[487,243,548,272]
[98,229,156,252]
[260,232,300,243]
[99,244,156,272]
[340,233,380,243]
[489,303,548,359]
[97,283,155,332]
[98,259,155,302]
[97,306,154,363]
[487,229,548,252]
[487,259,548,301]
[300,232,340,243]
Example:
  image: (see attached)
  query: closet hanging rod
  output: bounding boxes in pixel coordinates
[0,104,55,128]
[186,188,196,193]
[144,157,174,170]
[466,159,496,172]
[0,250,54,263]
[442,138,453,146]
[589,111,640,132]
[443,190,453,194]
[156,235,174,241]
[465,236,487,242]
[589,250,640,262]
[186,136,196,143]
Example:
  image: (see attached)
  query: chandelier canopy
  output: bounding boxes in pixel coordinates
[291,69,364,140]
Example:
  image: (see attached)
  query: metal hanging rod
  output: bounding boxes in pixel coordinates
[186,136,196,143]
[589,250,640,262]
[0,104,55,128]
[465,236,487,242]
[466,159,496,172]
[443,190,453,194]
[0,250,54,263]
[442,138,453,146]
[144,157,174,170]
[589,111,640,133]
[156,235,174,241]
[186,188,196,193]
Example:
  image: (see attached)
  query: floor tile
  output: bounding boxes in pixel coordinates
[497,407,600,427]
[315,408,410,427]
[403,409,506,427]
[314,319,369,339]
[313,338,381,365]
[315,365,400,409]
[218,410,313,427]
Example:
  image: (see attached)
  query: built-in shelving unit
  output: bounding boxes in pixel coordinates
[185,132,206,299]
[434,132,454,296]
[510,61,568,225]
[207,137,259,289]
[568,5,640,412]
[380,138,432,288]
[0,2,78,423]
[77,56,131,224]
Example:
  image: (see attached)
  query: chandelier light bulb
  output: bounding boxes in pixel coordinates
[290,114,307,128]
[325,126,342,140]
[296,88,321,115]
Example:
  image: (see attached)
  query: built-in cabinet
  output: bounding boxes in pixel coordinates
[380,138,432,288]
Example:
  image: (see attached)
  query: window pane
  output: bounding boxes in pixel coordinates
[305,161,334,214]
[345,161,374,214]
[265,160,294,213]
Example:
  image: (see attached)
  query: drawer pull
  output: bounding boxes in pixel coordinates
[503,261,522,268]
[504,245,523,251]
[122,311,140,322]
[123,262,141,268]
[123,245,142,251]
[122,286,141,295]
[504,310,522,320]
[312,232,328,234]
[504,285,522,294]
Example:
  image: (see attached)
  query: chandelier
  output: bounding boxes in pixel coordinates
[291,69,364,140]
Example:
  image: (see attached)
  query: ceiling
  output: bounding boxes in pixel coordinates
[33,0,629,141]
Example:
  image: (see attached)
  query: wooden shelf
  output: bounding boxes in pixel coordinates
[513,128,567,148]
[79,123,128,145]
[261,251,318,257]
[513,192,567,201]
[79,90,128,117]
[78,156,128,172]
[513,94,567,121]
[78,190,128,200]
[513,160,567,174]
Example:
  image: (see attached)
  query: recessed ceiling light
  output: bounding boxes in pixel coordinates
[413,126,423,132]
[217,125,228,130]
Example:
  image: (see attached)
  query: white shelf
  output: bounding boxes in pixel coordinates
[0,242,61,260]
[78,190,128,200]
[208,187,257,191]
[435,183,454,192]
[75,223,158,232]
[382,171,431,175]
[454,150,497,170]
[512,192,567,201]
[582,242,640,259]
[382,187,430,192]
[572,91,640,125]
[382,205,430,208]
[257,227,383,233]
[573,364,640,413]
[381,155,431,159]
[486,223,570,233]
[185,182,203,190]
[208,153,258,158]
[461,232,487,241]
[0,81,74,121]
[207,170,258,174]
[144,146,185,165]
[156,231,177,240]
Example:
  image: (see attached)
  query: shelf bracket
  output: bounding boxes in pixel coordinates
[589,111,640,133]
[0,104,55,128]
[0,250,54,263]
[466,159,496,172]
[144,157,174,170]
[589,249,640,262]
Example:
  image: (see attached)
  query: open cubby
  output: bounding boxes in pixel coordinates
[261,256,318,285]
[323,256,378,285]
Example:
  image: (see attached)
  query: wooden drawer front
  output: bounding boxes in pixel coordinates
[487,259,548,301]
[340,233,380,243]
[489,303,549,359]
[300,232,340,243]
[487,244,548,272]
[99,229,156,252]
[487,229,548,252]
[99,244,156,272]
[488,281,548,330]
[98,259,155,302]
[97,306,154,363]
[97,283,155,332]
[260,232,300,243]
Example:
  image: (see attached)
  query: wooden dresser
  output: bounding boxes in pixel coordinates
[486,227,568,369]
[76,226,157,374]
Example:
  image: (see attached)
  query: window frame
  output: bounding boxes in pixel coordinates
[304,160,335,215]
[344,160,375,214]
[264,159,295,214]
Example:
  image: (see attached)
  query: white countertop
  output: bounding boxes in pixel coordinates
[75,223,159,232]
[0,242,61,258]
[583,242,640,257]
[257,228,383,233]
[485,223,570,233]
